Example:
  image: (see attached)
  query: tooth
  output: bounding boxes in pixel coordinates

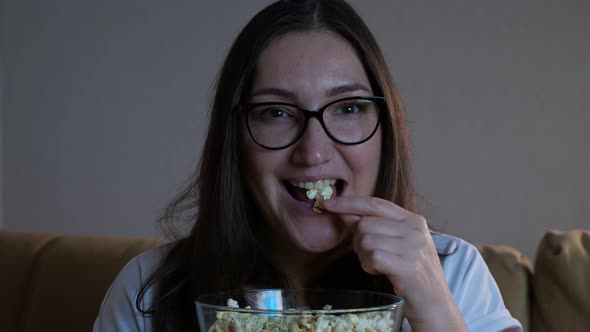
[294,181,303,188]
[314,180,324,189]
[330,179,336,185]
[323,179,331,187]
[304,182,313,189]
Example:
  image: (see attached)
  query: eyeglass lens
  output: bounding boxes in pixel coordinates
[247,98,380,149]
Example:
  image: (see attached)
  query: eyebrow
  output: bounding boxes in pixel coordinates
[326,83,372,97]
[250,88,296,99]
[250,83,372,100]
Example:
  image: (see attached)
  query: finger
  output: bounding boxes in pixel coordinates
[355,220,435,255]
[323,196,410,220]
[355,217,408,238]
[338,214,361,225]
[324,197,431,236]
[357,248,403,277]
[353,232,407,257]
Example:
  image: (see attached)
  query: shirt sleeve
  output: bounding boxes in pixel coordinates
[440,237,522,332]
[93,245,169,332]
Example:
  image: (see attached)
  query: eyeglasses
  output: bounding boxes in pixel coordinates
[238,96,384,150]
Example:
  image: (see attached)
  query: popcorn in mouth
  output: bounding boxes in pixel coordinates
[289,179,336,214]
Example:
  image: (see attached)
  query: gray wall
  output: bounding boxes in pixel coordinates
[3,0,589,259]
[0,61,3,229]
[0,60,3,229]
[1,0,5,229]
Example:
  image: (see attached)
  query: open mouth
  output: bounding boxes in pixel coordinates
[284,179,346,206]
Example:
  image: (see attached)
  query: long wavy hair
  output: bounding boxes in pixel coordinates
[137,0,415,330]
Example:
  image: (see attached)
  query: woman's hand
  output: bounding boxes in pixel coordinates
[322,196,467,332]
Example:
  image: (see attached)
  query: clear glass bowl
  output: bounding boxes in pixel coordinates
[195,289,404,331]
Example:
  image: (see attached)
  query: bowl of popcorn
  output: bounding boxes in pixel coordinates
[195,289,404,332]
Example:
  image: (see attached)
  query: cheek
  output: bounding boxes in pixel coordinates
[369,130,383,177]
[350,130,382,190]
[240,131,261,189]
[241,138,283,196]
[241,125,264,174]
[242,144,267,190]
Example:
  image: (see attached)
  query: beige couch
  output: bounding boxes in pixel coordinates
[0,229,588,332]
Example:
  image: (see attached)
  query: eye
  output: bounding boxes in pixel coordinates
[339,104,359,114]
[331,99,378,116]
[336,102,364,114]
[264,107,290,118]
[259,107,297,121]
[249,105,299,123]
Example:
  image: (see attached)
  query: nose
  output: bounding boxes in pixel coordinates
[290,118,334,166]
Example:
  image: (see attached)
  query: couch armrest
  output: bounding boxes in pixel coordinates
[531,229,590,332]
[0,230,165,332]
[477,244,533,332]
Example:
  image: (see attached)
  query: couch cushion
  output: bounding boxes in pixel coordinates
[0,231,58,332]
[531,229,590,332]
[477,244,533,332]
[0,231,165,332]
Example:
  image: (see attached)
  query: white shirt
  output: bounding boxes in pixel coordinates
[93,233,522,331]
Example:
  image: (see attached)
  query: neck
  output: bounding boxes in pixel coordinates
[280,252,318,289]
[264,235,350,289]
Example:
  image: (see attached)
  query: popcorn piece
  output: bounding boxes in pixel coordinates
[227,298,239,308]
[320,186,333,200]
[308,186,333,214]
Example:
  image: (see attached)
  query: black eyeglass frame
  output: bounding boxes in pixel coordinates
[237,96,385,150]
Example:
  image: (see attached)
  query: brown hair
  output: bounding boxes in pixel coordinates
[137,0,414,330]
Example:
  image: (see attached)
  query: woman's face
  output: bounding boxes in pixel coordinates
[242,31,382,254]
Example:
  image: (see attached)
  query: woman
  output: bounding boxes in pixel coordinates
[94,0,521,331]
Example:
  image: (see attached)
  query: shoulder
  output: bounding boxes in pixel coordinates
[431,232,494,296]
[116,242,174,285]
[101,242,173,299]
[431,232,522,331]
[432,233,488,296]
[93,242,175,332]
[432,232,484,276]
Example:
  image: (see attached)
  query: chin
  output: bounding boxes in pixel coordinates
[289,218,352,254]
